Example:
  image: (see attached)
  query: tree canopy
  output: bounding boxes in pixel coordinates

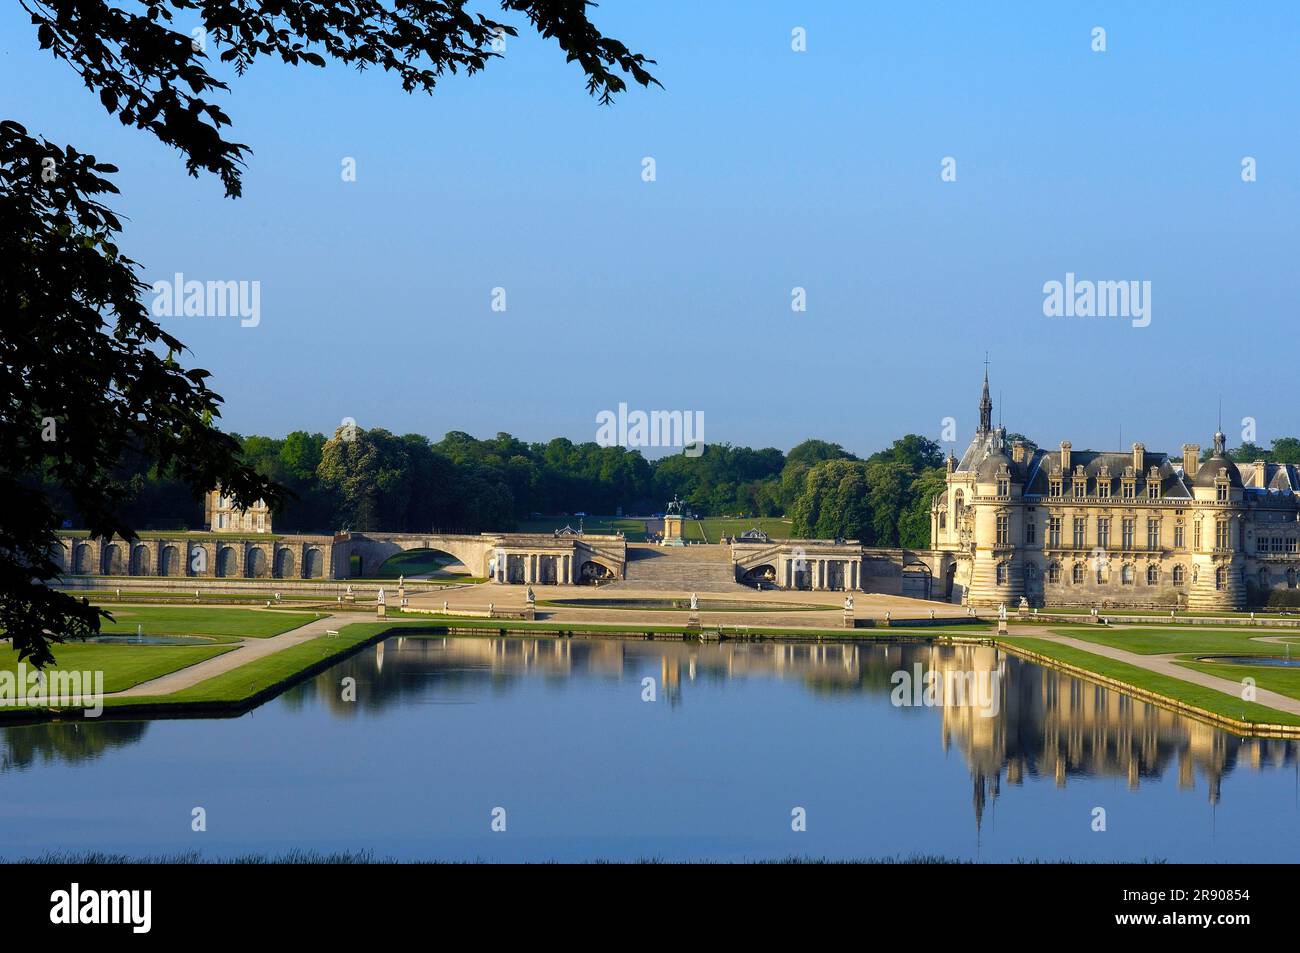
[6,0,657,665]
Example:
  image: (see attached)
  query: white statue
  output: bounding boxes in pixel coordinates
[843,593,854,611]
[689,592,699,611]
[526,586,536,605]
[398,574,405,589]
[998,603,1007,621]
[377,587,386,605]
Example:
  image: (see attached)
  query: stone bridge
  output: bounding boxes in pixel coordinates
[345,532,628,584]
[730,538,955,599]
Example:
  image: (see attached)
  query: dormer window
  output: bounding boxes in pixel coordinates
[1147,481,1160,500]
[997,477,1010,499]
[1049,476,1063,498]
[1097,480,1110,499]
[1073,478,1086,499]
[1122,480,1136,499]
[1215,473,1229,502]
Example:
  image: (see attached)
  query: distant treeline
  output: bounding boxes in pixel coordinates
[46,430,1300,548]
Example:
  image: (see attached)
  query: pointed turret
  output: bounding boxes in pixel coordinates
[978,367,993,434]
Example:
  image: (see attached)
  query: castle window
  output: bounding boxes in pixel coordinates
[996,562,1008,585]
[1215,520,1230,551]
[1048,563,1061,583]
[1097,480,1110,500]
[1048,517,1062,547]
[1259,568,1271,588]
[938,511,946,530]
[1147,481,1160,500]
[1172,565,1185,587]
[1121,518,1135,550]
[1146,519,1160,550]
[1121,564,1134,585]
[1288,568,1297,589]
[1072,563,1084,584]
[1097,518,1111,549]
[997,477,1010,499]
[1072,517,1086,549]
[1194,520,1202,549]
[1215,566,1226,591]
[1216,480,1229,502]
[1025,520,1036,544]
[1073,478,1086,499]
[1174,524,1185,549]
[1146,564,1159,585]
[1050,477,1063,498]
[996,515,1009,545]
[1122,480,1136,499]
[1289,539,1299,554]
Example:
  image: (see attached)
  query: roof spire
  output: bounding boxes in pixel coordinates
[978,355,993,434]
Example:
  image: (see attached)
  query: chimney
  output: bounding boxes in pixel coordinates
[1183,444,1200,479]
[1132,442,1144,474]
[1011,440,1028,465]
[1254,460,1268,488]
[1060,441,1072,472]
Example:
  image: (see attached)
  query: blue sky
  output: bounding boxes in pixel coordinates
[4,1,1297,457]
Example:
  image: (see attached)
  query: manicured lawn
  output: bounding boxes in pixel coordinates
[1045,626,1300,658]
[1175,660,1300,704]
[516,517,649,541]
[116,622,424,706]
[70,589,333,604]
[0,642,234,694]
[97,606,320,639]
[1001,636,1300,727]
[685,518,794,543]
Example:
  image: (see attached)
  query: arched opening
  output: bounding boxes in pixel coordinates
[943,562,957,598]
[903,564,933,599]
[129,545,150,576]
[304,548,325,579]
[160,545,181,577]
[578,560,613,585]
[73,543,93,575]
[274,548,296,579]
[101,543,125,575]
[216,546,238,578]
[246,547,269,578]
[374,548,472,580]
[741,564,776,589]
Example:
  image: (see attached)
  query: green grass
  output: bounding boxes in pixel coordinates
[1000,636,1300,727]
[372,549,465,578]
[1045,626,1300,658]
[97,606,320,639]
[0,642,234,694]
[516,517,649,541]
[685,518,794,543]
[68,589,335,605]
[115,622,425,706]
[1175,660,1300,704]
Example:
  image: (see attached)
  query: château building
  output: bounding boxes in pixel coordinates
[931,373,1300,610]
[204,487,272,534]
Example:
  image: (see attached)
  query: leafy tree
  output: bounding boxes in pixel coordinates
[6,1,656,664]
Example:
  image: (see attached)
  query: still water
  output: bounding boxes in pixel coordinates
[1,634,1297,862]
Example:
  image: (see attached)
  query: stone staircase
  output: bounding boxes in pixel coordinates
[610,543,746,592]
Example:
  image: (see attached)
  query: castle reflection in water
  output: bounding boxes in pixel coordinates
[333,633,1298,825]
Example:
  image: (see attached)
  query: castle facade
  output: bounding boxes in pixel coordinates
[931,375,1300,610]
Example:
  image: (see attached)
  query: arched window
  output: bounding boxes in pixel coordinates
[1072,563,1084,584]
[996,562,1008,585]
[1048,563,1061,584]
[1146,564,1159,585]
[1215,566,1226,591]
[1121,564,1134,585]
[954,490,965,515]
[1172,565,1185,586]
[1288,568,1297,589]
